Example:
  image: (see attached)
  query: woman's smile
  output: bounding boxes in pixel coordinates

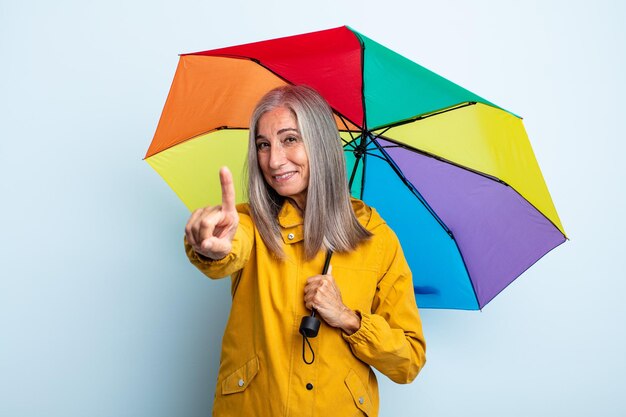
[273,171,296,181]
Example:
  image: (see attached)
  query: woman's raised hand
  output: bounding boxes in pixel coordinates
[185,167,239,260]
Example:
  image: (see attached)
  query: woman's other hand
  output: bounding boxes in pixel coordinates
[303,266,361,335]
[185,167,239,260]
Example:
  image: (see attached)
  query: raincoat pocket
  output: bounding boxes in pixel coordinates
[344,369,372,416]
[221,356,259,395]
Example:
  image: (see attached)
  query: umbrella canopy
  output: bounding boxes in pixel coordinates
[145,26,566,310]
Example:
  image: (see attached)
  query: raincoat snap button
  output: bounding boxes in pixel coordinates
[238,379,245,387]
[306,383,313,390]
[358,396,364,404]
[288,233,295,240]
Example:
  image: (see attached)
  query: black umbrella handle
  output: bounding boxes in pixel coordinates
[299,250,333,338]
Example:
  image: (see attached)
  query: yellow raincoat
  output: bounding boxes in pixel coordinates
[185,199,426,417]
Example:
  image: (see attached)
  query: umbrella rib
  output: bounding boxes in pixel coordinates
[351,150,387,162]
[343,146,387,163]
[144,126,248,159]
[352,29,368,133]
[370,139,453,237]
[373,135,506,185]
[370,125,393,140]
[371,102,477,132]
[347,154,362,198]
[372,140,508,187]
[344,134,376,149]
[337,114,360,145]
[362,151,387,162]
[338,113,356,135]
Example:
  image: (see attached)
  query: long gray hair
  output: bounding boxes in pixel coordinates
[247,85,371,260]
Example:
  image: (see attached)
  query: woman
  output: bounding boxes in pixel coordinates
[184,85,426,417]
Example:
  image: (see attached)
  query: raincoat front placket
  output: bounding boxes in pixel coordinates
[276,208,323,415]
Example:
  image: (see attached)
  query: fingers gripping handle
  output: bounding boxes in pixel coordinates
[310,253,333,319]
[299,250,333,338]
[299,250,333,364]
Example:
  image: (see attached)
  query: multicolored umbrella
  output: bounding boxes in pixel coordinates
[145,26,566,310]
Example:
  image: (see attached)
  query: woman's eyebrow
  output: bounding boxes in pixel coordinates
[277,127,299,135]
[256,128,299,140]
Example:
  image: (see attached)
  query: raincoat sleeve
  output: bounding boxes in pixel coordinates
[184,206,254,279]
[342,228,426,384]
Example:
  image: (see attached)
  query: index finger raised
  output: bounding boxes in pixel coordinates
[219,166,236,212]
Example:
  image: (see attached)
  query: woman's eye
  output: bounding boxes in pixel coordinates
[284,136,298,144]
[256,142,269,151]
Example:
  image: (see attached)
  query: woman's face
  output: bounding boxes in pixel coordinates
[255,106,310,210]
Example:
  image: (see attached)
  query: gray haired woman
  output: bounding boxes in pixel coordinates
[185,85,426,417]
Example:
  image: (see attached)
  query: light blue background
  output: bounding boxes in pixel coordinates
[1,0,625,416]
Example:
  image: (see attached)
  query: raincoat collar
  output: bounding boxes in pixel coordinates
[277,200,304,229]
[276,198,378,245]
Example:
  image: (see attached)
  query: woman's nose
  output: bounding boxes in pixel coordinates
[268,145,286,168]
